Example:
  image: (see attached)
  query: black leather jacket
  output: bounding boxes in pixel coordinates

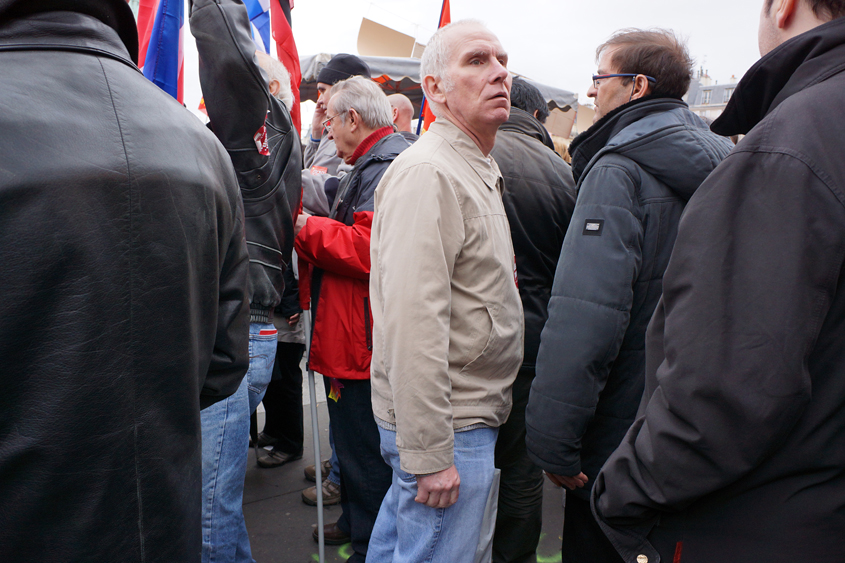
[0,3,250,561]
[190,0,303,323]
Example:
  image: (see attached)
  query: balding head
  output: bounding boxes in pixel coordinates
[387,94,415,132]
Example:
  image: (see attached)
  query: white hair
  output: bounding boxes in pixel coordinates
[329,76,393,130]
[256,51,294,109]
[420,19,487,118]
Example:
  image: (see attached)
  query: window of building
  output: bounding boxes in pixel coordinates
[701,90,712,105]
[723,88,735,103]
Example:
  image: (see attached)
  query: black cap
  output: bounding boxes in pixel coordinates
[317,53,371,85]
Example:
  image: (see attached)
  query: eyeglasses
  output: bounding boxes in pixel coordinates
[322,112,342,132]
[592,73,657,89]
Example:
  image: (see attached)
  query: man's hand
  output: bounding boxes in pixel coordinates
[287,312,300,326]
[545,471,588,491]
[311,102,327,140]
[415,465,460,508]
[294,212,311,237]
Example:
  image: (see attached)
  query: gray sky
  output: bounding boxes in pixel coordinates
[184,0,765,122]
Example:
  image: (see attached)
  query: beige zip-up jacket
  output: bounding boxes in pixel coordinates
[370,119,524,475]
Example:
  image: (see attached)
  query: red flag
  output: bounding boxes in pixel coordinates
[271,0,302,135]
[421,0,451,131]
[136,0,159,70]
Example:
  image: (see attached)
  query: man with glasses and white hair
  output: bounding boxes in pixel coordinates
[368,20,524,563]
[294,75,412,563]
[524,29,732,563]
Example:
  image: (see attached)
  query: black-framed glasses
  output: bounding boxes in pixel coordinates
[322,112,343,132]
[592,73,656,89]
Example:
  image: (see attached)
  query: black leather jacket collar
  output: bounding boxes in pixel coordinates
[0,0,138,63]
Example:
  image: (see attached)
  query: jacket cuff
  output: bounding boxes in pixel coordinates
[249,305,274,324]
[398,446,454,475]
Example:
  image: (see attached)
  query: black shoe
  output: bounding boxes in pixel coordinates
[255,432,277,448]
[257,448,302,469]
[312,522,350,545]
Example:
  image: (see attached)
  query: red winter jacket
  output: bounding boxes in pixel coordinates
[295,211,373,379]
[295,130,412,380]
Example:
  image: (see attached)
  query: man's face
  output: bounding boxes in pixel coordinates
[587,48,634,123]
[758,0,779,56]
[325,98,356,164]
[316,82,332,112]
[440,24,512,138]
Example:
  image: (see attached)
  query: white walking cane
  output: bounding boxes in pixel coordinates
[303,308,325,563]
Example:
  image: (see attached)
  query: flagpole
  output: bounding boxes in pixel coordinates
[416,0,450,136]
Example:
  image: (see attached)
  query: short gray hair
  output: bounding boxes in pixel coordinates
[255,51,294,109]
[329,76,393,130]
[420,19,486,117]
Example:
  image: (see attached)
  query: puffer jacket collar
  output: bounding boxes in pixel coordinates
[0,0,138,64]
[569,95,684,182]
[713,16,845,136]
[498,107,556,152]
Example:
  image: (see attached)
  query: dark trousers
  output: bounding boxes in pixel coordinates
[323,377,392,563]
[493,367,545,563]
[562,493,623,563]
[262,342,305,455]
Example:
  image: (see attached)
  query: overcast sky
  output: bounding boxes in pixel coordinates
[183,0,765,123]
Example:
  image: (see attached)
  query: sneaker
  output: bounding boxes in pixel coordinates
[302,478,341,506]
[304,459,333,483]
[312,521,350,545]
[256,448,302,469]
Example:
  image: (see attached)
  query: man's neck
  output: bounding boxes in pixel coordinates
[439,110,499,156]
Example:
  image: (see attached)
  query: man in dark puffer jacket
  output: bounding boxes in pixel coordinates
[525,29,732,563]
[489,77,576,563]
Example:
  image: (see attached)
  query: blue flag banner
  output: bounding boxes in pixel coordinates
[243,0,271,53]
[141,0,184,101]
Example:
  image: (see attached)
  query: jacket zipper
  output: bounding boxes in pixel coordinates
[364,297,373,351]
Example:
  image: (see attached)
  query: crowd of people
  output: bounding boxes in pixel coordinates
[2,0,845,562]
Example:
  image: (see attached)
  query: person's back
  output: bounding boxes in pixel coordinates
[0,4,250,561]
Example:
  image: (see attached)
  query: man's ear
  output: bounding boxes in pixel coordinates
[392,106,399,122]
[268,79,280,97]
[774,0,799,29]
[348,108,360,132]
[632,74,652,100]
[423,75,448,106]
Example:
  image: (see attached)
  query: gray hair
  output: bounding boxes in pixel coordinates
[255,51,294,109]
[329,76,393,130]
[420,19,487,117]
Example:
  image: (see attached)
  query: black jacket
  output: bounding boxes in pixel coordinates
[489,108,576,368]
[0,3,250,562]
[526,97,732,501]
[191,0,302,323]
[593,18,845,563]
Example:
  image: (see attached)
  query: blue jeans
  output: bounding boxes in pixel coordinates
[201,322,277,563]
[367,425,499,563]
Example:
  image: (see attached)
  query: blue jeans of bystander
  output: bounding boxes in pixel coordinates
[201,322,277,563]
[366,425,498,563]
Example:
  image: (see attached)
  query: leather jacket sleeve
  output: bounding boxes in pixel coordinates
[190,0,300,311]
[201,185,251,409]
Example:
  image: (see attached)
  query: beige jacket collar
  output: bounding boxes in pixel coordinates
[427,119,502,191]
